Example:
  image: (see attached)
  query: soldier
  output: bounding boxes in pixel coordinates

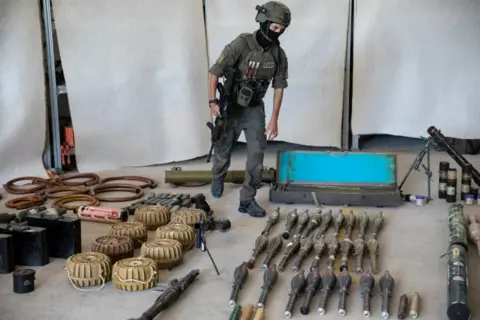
[208,1,291,218]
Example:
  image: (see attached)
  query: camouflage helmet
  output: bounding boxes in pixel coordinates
[255,1,291,27]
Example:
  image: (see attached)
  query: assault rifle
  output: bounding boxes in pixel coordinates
[206,66,236,163]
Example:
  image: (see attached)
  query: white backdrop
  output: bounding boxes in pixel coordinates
[205,0,349,147]
[352,0,480,139]
[0,1,47,183]
[53,0,211,173]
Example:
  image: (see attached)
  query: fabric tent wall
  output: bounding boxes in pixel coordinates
[205,0,350,147]
[0,1,47,183]
[52,0,210,173]
[352,0,480,139]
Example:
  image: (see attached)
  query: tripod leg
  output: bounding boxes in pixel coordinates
[202,238,220,275]
[427,148,432,201]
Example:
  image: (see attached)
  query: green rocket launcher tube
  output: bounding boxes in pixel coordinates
[165,167,276,184]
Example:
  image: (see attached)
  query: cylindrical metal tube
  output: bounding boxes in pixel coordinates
[471,186,479,200]
[317,290,330,315]
[229,285,240,307]
[257,287,271,308]
[409,292,420,319]
[447,244,470,320]
[310,256,321,272]
[300,290,315,315]
[397,294,408,319]
[362,293,372,318]
[229,304,242,320]
[284,293,297,318]
[464,195,474,205]
[338,292,347,316]
[381,295,391,319]
[439,161,450,199]
[461,164,472,200]
[446,169,457,203]
[356,254,364,274]
[240,304,253,320]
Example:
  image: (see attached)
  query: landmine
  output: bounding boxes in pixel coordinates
[170,207,202,226]
[108,222,147,249]
[91,235,134,264]
[155,223,195,250]
[140,239,183,269]
[112,257,158,291]
[133,205,170,230]
[65,252,112,289]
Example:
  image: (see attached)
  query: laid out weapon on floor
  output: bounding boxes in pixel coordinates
[229,304,242,320]
[317,270,337,315]
[360,271,375,318]
[261,235,283,270]
[261,207,280,235]
[314,209,333,239]
[354,212,369,273]
[229,262,249,307]
[379,270,395,319]
[301,210,322,240]
[333,210,345,237]
[246,233,269,269]
[367,212,384,274]
[164,167,276,185]
[206,66,236,163]
[310,234,327,272]
[326,237,339,271]
[195,212,221,275]
[428,125,480,186]
[277,235,301,272]
[284,270,306,319]
[253,307,264,320]
[292,235,314,272]
[337,269,352,316]
[126,269,199,320]
[282,209,298,239]
[410,292,421,319]
[299,269,321,315]
[240,304,254,320]
[339,211,356,271]
[397,294,409,319]
[124,193,192,215]
[257,264,278,308]
[294,210,310,236]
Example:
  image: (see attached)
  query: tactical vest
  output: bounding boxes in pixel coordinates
[234,33,280,104]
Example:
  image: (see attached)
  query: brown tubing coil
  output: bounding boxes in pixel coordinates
[58,173,100,187]
[90,183,144,202]
[3,176,50,194]
[52,194,100,211]
[45,186,89,199]
[5,195,45,209]
[100,176,157,189]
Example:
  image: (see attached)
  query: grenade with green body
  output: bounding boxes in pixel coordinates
[315,209,333,239]
[229,262,249,307]
[247,234,269,269]
[261,235,283,270]
[310,234,327,272]
[294,210,310,236]
[277,235,301,272]
[257,264,278,308]
[292,235,314,272]
[333,210,345,236]
[282,209,298,239]
[339,212,356,271]
[301,210,322,240]
[369,212,384,240]
[261,207,280,235]
[354,212,369,274]
[326,237,339,271]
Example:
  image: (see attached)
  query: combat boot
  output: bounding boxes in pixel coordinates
[211,178,224,198]
[238,200,266,218]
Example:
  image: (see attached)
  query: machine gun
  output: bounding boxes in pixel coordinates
[127,269,200,320]
[206,66,236,163]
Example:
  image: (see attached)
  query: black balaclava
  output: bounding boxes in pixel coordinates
[256,21,283,48]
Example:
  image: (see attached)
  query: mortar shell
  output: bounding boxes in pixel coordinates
[134,205,170,230]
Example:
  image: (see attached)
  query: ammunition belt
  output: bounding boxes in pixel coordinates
[52,194,100,211]
[45,186,90,199]
[3,176,50,194]
[5,195,46,209]
[100,176,157,189]
[91,184,144,202]
[58,173,100,187]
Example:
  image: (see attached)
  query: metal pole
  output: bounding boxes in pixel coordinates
[341,0,353,150]
[41,0,62,171]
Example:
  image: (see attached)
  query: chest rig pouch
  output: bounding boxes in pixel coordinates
[235,34,280,107]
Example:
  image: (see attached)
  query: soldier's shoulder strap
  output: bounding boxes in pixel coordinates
[238,33,256,50]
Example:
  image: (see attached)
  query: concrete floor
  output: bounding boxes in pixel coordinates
[1,146,480,320]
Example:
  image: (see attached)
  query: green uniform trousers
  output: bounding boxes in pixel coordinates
[212,106,266,201]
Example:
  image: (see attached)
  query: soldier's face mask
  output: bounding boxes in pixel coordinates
[260,22,285,42]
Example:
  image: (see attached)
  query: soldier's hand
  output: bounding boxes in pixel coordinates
[209,103,220,116]
[266,119,278,140]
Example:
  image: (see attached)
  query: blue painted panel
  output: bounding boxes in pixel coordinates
[277,151,397,185]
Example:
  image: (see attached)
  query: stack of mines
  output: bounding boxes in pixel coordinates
[446,204,470,320]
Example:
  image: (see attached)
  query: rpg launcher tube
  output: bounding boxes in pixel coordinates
[310,234,327,272]
[326,237,339,271]
[448,204,468,248]
[360,271,375,318]
[240,304,253,320]
[229,304,242,320]
[447,244,470,320]
[428,126,480,186]
[257,264,278,308]
[397,294,408,319]
[282,209,298,239]
[315,209,333,239]
[337,269,352,316]
[292,235,314,272]
[301,210,322,240]
[229,262,249,307]
[261,207,280,236]
[261,235,283,270]
[284,270,306,319]
[126,269,199,320]
[164,166,276,184]
[317,270,337,315]
[247,234,268,269]
[277,236,301,272]
[300,269,321,315]
[379,270,395,319]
